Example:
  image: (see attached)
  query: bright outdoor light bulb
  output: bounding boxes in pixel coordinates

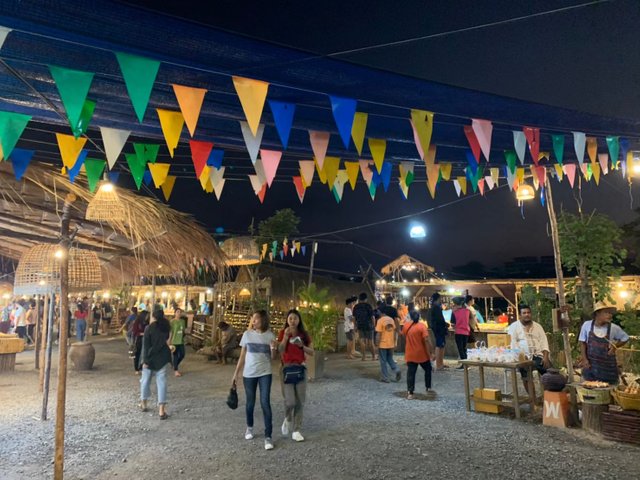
[620,290,629,299]
[100,182,114,193]
[54,249,64,259]
[409,225,426,238]
[401,288,410,297]
[634,164,640,174]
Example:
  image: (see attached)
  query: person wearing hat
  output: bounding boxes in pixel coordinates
[579,302,629,384]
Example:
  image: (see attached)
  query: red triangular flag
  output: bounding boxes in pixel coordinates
[292,176,305,203]
[257,183,267,203]
[535,165,547,187]
[477,178,485,196]
[189,140,213,178]
[524,127,540,165]
[464,125,481,163]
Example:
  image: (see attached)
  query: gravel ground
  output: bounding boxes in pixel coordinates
[1,337,638,480]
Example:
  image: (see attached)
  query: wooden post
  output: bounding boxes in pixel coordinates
[34,294,41,370]
[39,293,49,392]
[41,293,55,419]
[54,193,75,479]
[544,175,578,424]
[308,241,317,286]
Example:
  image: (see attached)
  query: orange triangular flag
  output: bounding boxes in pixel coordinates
[172,84,207,137]
[425,145,437,166]
[344,161,359,190]
[586,137,598,164]
[368,138,386,173]
[157,109,184,158]
[148,162,170,188]
[478,178,485,196]
[309,131,330,169]
[292,176,305,203]
[161,175,176,201]
[257,183,267,203]
[232,76,269,136]
[426,163,439,198]
[56,133,87,169]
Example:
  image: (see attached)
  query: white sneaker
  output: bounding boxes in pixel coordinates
[292,431,304,442]
[281,418,290,436]
[264,437,274,450]
[244,427,254,440]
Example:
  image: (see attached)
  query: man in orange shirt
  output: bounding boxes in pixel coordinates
[375,310,401,382]
[402,310,435,399]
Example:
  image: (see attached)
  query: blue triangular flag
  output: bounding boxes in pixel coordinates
[268,100,296,149]
[371,168,381,187]
[380,161,392,192]
[329,95,357,149]
[466,150,478,174]
[143,169,152,186]
[279,250,284,260]
[301,245,306,256]
[10,148,35,180]
[620,138,629,167]
[108,171,120,184]
[68,149,88,183]
[207,149,225,168]
[540,186,545,207]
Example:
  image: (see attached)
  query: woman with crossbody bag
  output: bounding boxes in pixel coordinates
[277,309,314,442]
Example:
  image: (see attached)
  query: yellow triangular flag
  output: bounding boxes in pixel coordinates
[323,156,340,189]
[172,84,207,137]
[592,162,601,185]
[315,158,328,184]
[516,167,525,185]
[56,133,87,169]
[148,162,170,188]
[261,243,268,260]
[368,138,386,173]
[232,76,269,136]
[344,161,359,190]
[426,163,440,199]
[351,112,368,156]
[457,176,467,195]
[490,167,499,185]
[399,181,409,199]
[199,165,211,190]
[161,175,176,201]
[410,109,434,156]
[530,166,539,190]
[554,164,564,181]
[439,163,452,181]
[157,109,184,158]
[336,169,349,187]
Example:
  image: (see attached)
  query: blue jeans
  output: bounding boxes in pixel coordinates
[141,364,168,405]
[243,374,272,438]
[75,319,87,342]
[378,348,400,380]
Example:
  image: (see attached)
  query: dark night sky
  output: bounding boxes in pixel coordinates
[125,0,640,275]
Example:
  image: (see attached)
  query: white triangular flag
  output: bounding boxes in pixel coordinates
[484,175,495,190]
[513,131,526,165]
[453,179,462,197]
[240,121,264,164]
[254,158,267,185]
[0,27,11,50]
[299,160,315,186]
[213,178,225,200]
[248,175,263,194]
[100,127,130,169]
[209,166,225,188]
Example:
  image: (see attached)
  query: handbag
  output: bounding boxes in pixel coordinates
[283,365,306,384]
[226,382,238,410]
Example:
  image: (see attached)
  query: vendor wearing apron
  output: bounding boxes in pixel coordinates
[579,302,629,384]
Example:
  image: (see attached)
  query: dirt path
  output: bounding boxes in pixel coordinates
[1,338,637,480]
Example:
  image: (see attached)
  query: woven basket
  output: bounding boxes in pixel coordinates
[221,237,260,266]
[577,386,612,405]
[613,388,640,411]
[85,182,126,222]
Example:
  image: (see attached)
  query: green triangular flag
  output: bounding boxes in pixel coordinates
[0,111,31,160]
[551,134,565,166]
[504,150,517,174]
[405,170,415,186]
[71,99,96,138]
[368,181,376,200]
[606,136,620,168]
[115,52,160,122]
[49,65,94,131]
[126,153,146,189]
[133,143,160,164]
[332,186,341,203]
[84,158,106,193]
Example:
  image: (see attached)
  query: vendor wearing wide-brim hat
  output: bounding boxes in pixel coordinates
[578,302,629,384]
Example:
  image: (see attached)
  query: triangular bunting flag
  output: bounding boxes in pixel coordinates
[261,243,268,260]
[71,99,96,138]
[484,175,495,190]
[323,156,340,189]
[554,164,564,181]
[125,153,146,190]
[240,121,265,164]
[207,149,224,169]
[84,158,106,193]
[260,149,282,187]
[209,166,225,188]
[213,178,225,200]
[606,136,620,168]
[573,132,586,166]
[115,52,160,122]
[329,96,357,149]
[0,27,11,50]
[148,162,170,188]
[368,138,386,173]
[9,148,34,181]
[254,158,267,185]
[490,167,499,186]
[100,127,130,170]
[257,184,267,204]
[49,65,94,132]
[172,84,206,137]
[199,166,213,192]
[439,163,452,181]
[108,171,120,184]
[466,150,478,174]
[368,181,377,200]
[426,163,439,199]
[592,162,601,185]
[301,245,306,256]
[399,161,415,186]
[232,76,269,136]
[523,127,540,165]
[457,176,467,195]
[409,119,424,161]
[344,161,359,190]
[586,137,598,164]
[315,158,328,184]
[133,143,160,164]
[513,131,526,164]
[410,109,434,158]
[598,153,609,175]
[471,119,492,161]
[292,176,305,203]
[156,109,184,158]
[464,125,481,163]
[66,150,87,183]
[351,112,368,155]
[516,167,525,185]
[478,178,485,196]
[505,150,517,174]
[336,169,349,188]
[534,165,546,187]
[332,180,345,203]
[161,175,176,201]
[563,164,577,188]
[360,160,374,186]
[268,100,295,149]
[551,134,565,165]
[379,161,392,192]
[189,140,213,178]
[505,167,517,190]
[309,131,330,169]
[145,171,155,188]
[620,138,629,171]
[299,160,315,186]
[56,133,87,169]
[0,111,31,160]
[248,175,263,195]
[399,181,409,199]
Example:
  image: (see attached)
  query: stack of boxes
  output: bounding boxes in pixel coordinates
[473,388,503,414]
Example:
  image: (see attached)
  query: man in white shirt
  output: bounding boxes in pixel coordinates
[343,297,357,359]
[12,301,27,340]
[508,304,551,399]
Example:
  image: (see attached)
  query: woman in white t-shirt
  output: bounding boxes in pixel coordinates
[232,310,277,450]
[344,297,357,359]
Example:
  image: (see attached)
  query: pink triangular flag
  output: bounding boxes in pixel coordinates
[293,176,305,203]
[409,119,424,160]
[484,175,495,190]
[309,131,330,169]
[359,159,373,185]
[598,153,609,175]
[299,160,315,186]
[260,149,282,187]
[563,164,577,188]
[471,119,492,161]
[464,125,481,163]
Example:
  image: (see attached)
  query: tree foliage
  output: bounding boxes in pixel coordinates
[253,208,300,253]
[297,283,337,351]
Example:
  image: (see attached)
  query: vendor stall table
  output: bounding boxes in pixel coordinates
[461,359,535,419]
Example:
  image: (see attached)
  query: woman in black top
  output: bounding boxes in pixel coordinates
[140,308,172,419]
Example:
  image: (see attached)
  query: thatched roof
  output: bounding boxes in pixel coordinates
[0,162,226,286]
[381,254,435,276]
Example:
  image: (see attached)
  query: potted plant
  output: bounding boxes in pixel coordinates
[297,284,337,380]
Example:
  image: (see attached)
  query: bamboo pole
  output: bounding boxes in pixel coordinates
[41,293,55,419]
[34,294,41,370]
[39,293,49,392]
[544,175,578,424]
[308,241,317,286]
[54,193,75,479]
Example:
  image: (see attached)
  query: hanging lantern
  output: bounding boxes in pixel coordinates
[221,237,260,266]
[14,244,102,295]
[86,181,126,222]
[516,183,535,201]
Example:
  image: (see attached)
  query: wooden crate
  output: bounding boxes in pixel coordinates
[602,409,640,445]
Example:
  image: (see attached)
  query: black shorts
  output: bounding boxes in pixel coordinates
[345,331,355,341]
[102,317,112,324]
[519,355,547,379]
[358,329,373,340]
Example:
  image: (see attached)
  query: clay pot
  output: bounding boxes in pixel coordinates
[69,341,95,370]
[541,368,567,392]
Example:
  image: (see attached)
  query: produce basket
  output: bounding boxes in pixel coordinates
[576,386,612,405]
[612,388,640,411]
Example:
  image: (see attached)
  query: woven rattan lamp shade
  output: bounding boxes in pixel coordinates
[85,182,126,222]
[14,244,102,295]
[221,237,260,266]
